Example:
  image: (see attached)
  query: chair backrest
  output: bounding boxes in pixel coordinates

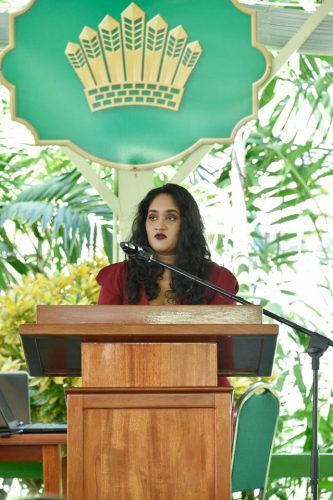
[231,382,280,494]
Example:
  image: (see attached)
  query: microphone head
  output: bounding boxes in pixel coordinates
[120,242,154,261]
[120,241,137,256]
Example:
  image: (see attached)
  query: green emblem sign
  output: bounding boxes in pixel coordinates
[0,0,270,169]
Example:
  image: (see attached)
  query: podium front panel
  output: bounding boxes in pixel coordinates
[81,342,217,387]
[67,389,232,500]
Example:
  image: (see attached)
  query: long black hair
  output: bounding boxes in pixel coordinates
[126,183,212,304]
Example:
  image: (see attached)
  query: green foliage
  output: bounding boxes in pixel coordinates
[0,258,105,421]
[0,145,113,289]
[190,53,333,497]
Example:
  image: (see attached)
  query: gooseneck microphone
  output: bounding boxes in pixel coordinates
[119,241,332,499]
[120,242,154,261]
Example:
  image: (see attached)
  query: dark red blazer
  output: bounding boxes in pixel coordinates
[96,260,238,389]
[96,260,239,305]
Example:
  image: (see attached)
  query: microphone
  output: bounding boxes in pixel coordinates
[120,242,154,261]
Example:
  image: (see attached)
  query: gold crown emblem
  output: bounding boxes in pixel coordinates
[65,2,202,112]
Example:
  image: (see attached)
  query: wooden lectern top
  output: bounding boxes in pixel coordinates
[19,305,278,378]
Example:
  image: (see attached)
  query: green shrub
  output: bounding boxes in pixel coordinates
[0,258,106,421]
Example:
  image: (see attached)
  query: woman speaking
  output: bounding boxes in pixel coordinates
[97,183,238,306]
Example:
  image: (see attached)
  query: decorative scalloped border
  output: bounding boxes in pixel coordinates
[0,0,272,171]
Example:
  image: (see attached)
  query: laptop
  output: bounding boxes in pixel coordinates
[0,372,67,436]
[0,371,31,424]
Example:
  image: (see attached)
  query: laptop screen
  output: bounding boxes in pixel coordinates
[0,371,30,424]
[0,389,21,432]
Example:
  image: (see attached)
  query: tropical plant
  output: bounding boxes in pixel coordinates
[0,257,105,496]
[0,143,114,289]
[0,258,104,418]
[188,53,333,497]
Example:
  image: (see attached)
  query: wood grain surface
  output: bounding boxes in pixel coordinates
[67,391,231,500]
[36,304,263,324]
[82,342,217,387]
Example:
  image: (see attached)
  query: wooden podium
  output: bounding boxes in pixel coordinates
[20,305,278,500]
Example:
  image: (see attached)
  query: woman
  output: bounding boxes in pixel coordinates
[97,183,239,305]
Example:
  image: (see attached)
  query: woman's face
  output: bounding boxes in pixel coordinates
[145,193,181,261]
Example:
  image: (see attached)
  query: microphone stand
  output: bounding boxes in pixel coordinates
[132,247,332,500]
